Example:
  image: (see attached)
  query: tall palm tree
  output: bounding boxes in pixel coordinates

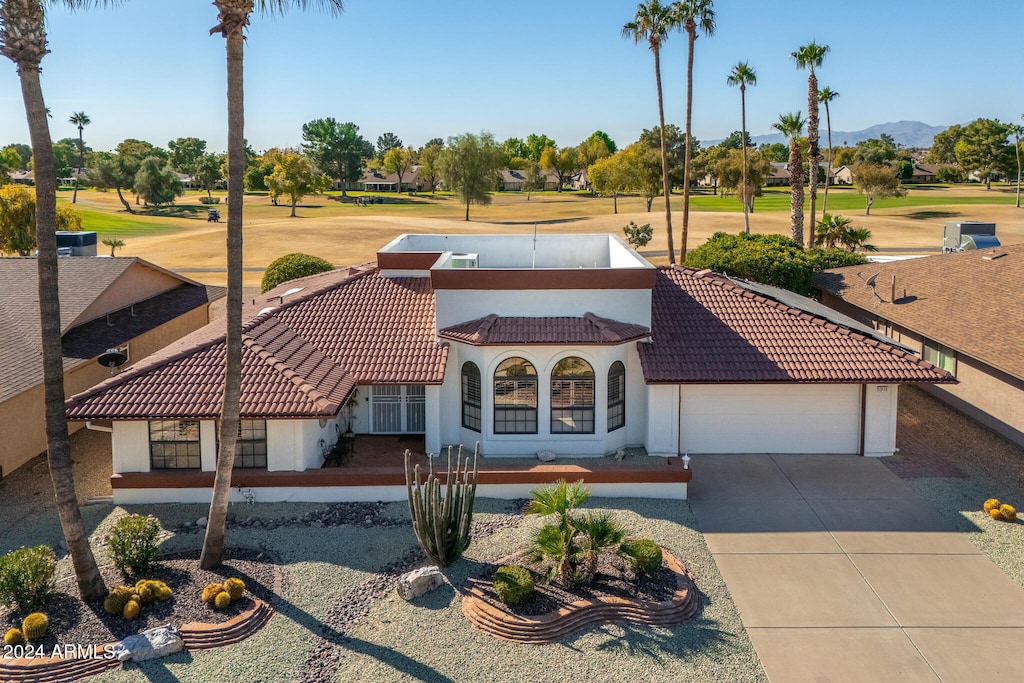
[1012,118,1023,209]
[622,1,679,263]
[772,112,806,245]
[200,0,344,570]
[818,86,839,215]
[727,61,756,233]
[792,42,829,247]
[674,0,715,261]
[68,110,89,204]
[1,0,107,601]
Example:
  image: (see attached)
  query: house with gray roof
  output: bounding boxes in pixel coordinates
[0,257,224,478]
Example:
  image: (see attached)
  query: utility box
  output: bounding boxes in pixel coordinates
[55,231,97,256]
[943,222,998,252]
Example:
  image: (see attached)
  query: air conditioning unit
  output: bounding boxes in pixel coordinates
[451,253,478,269]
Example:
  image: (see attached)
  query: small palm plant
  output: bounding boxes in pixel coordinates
[527,480,624,585]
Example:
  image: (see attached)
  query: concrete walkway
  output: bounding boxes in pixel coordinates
[689,454,1024,683]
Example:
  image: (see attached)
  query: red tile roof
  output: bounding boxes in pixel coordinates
[65,268,447,420]
[814,244,1024,380]
[438,313,649,345]
[639,266,953,384]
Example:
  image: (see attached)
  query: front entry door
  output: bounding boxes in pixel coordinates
[370,385,426,434]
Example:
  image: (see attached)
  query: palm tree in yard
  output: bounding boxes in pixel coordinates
[200,0,344,571]
[1011,118,1023,209]
[622,1,680,263]
[674,0,715,261]
[792,42,829,247]
[1,0,107,601]
[68,110,89,204]
[772,112,806,245]
[726,61,756,233]
[818,86,839,215]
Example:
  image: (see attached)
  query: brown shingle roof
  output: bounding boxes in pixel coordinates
[65,268,448,420]
[439,313,650,345]
[639,266,952,384]
[0,257,223,403]
[814,244,1024,379]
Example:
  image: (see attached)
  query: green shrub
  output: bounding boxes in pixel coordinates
[0,545,56,612]
[106,514,160,577]
[260,252,335,293]
[493,565,534,605]
[21,612,48,641]
[685,232,867,296]
[620,539,663,575]
[198,196,221,204]
[622,221,653,248]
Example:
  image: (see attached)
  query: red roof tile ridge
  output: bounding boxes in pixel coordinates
[65,331,228,411]
[474,314,499,343]
[249,265,379,331]
[657,266,954,383]
[241,335,349,416]
[583,312,620,342]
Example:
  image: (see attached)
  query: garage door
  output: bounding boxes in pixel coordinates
[679,384,860,454]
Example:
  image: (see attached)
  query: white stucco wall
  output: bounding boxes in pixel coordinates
[437,342,644,457]
[863,384,899,457]
[434,290,652,329]
[645,385,680,457]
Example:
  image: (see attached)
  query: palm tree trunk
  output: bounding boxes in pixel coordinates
[1015,134,1021,209]
[653,46,674,264]
[681,31,696,262]
[740,86,749,233]
[822,101,833,215]
[13,44,106,602]
[789,141,804,244]
[72,126,83,204]
[806,71,819,247]
[200,13,245,570]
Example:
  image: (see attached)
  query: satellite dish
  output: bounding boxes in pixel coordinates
[865,273,878,287]
[98,348,128,369]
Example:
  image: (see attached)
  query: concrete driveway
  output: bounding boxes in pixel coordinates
[689,453,1024,683]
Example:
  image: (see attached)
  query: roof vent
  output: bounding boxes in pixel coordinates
[282,287,304,297]
[258,307,276,316]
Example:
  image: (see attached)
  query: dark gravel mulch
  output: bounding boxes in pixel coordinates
[473,550,678,617]
[0,547,277,651]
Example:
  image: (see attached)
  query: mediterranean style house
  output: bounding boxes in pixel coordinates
[66,234,951,503]
[815,243,1023,447]
[0,256,223,478]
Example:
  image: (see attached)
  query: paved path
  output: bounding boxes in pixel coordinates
[689,453,1024,683]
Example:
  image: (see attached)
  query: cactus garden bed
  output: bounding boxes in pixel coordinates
[0,547,278,655]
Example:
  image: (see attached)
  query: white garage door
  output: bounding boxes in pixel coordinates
[680,384,860,454]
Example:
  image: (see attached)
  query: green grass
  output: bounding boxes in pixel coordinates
[689,188,1016,213]
[69,207,189,239]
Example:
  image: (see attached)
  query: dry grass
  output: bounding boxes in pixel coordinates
[59,186,1024,287]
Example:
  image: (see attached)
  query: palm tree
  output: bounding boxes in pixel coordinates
[818,86,839,215]
[1012,119,1023,209]
[727,61,756,233]
[622,1,680,263]
[814,212,852,249]
[574,512,624,582]
[1,0,107,602]
[792,42,829,247]
[772,112,806,245]
[674,0,715,261]
[200,0,344,571]
[68,111,89,204]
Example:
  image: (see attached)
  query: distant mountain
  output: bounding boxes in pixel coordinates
[713,121,948,149]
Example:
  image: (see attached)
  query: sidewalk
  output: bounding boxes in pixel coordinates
[689,453,1024,683]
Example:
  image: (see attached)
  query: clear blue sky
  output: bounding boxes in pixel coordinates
[1,0,1021,153]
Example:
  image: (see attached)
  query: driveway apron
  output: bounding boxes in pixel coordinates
[689,453,1024,683]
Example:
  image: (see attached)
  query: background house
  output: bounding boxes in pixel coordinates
[66,234,948,504]
[0,257,224,478]
[815,244,1024,446]
[497,169,559,192]
[357,165,432,192]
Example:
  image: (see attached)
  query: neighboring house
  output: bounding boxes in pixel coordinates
[357,165,433,192]
[0,257,224,479]
[766,162,791,187]
[814,243,1024,446]
[497,169,559,192]
[66,234,949,504]
[834,165,854,185]
[905,163,939,183]
[7,170,33,185]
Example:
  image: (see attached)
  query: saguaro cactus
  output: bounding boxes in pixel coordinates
[405,443,480,566]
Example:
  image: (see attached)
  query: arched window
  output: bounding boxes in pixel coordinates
[607,361,626,432]
[551,357,595,434]
[494,357,537,434]
[461,362,482,432]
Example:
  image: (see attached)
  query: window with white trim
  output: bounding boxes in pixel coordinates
[923,339,956,375]
[462,362,482,432]
[149,420,201,469]
[607,361,626,432]
[551,357,595,434]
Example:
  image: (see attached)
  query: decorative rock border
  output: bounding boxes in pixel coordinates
[461,549,702,644]
[0,550,283,683]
